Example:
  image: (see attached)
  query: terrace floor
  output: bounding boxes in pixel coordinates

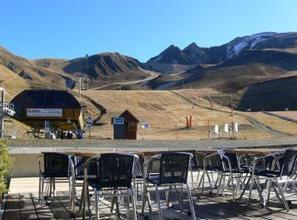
[3,177,297,220]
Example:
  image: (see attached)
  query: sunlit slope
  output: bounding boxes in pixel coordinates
[83,90,274,140]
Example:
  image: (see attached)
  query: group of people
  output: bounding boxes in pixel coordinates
[56,129,85,139]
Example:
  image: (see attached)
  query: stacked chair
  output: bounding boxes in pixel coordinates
[39,152,70,205]
[247,149,297,211]
[141,152,196,220]
[68,155,87,213]
[84,153,140,220]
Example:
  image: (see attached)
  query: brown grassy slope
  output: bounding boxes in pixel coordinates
[0,64,30,101]
[82,90,274,140]
[0,47,75,91]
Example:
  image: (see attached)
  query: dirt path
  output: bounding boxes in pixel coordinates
[262,111,297,123]
[170,90,291,137]
[92,70,160,90]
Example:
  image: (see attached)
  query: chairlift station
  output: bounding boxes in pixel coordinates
[10,89,83,130]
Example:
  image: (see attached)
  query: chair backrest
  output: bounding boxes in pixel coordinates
[218,150,239,171]
[43,152,69,178]
[98,153,136,188]
[195,152,204,169]
[281,149,297,176]
[172,150,200,170]
[159,152,191,185]
[70,155,87,178]
[206,153,223,171]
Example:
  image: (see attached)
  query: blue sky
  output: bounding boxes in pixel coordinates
[1,0,297,62]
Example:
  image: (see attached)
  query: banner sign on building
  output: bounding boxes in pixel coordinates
[112,117,124,125]
[27,108,63,117]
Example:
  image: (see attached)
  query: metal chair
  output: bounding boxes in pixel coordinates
[69,155,87,213]
[217,149,250,201]
[142,152,196,220]
[244,151,284,205]
[248,149,297,211]
[39,152,70,205]
[198,151,223,194]
[84,153,139,220]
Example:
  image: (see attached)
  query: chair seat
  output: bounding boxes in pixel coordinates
[41,172,69,178]
[75,175,84,181]
[223,167,250,173]
[146,173,160,185]
[255,170,281,177]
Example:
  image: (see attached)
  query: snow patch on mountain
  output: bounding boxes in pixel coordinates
[227,32,276,58]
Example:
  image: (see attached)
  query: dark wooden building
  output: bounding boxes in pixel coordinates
[10,90,83,130]
[113,110,139,140]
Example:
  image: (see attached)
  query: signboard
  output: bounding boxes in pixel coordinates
[141,122,149,129]
[112,117,124,125]
[27,108,63,117]
[224,124,229,133]
[86,116,93,128]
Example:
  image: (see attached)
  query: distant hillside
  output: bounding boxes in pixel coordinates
[237,75,297,111]
[0,47,151,94]
[146,45,195,73]
[61,52,149,81]
[147,32,297,73]
[0,47,76,96]
[183,49,297,92]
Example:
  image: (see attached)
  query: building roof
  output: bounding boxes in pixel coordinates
[11,90,81,110]
[119,110,139,123]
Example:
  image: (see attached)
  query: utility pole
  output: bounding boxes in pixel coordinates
[79,77,81,97]
[230,94,234,116]
[0,87,5,138]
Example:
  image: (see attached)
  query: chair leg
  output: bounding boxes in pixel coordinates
[142,181,152,214]
[195,170,201,189]
[71,181,77,213]
[179,184,184,213]
[68,178,72,208]
[217,172,223,195]
[255,177,264,204]
[206,171,213,190]
[247,176,255,206]
[94,189,99,220]
[275,181,289,211]
[131,188,138,220]
[186,184,196,220]
[231,173,235,202]
[166,185,172,207]
[38,175,41,202]
[197,170,204,190]
[155,185,163,220]
[201,170,205,194]
[190,170,194,189]
[264,179,272,207]
[53,178,56,197]
[40,177,44,205]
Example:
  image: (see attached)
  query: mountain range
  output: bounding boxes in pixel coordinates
[1,31,297,110]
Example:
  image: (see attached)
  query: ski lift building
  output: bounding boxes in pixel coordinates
[10,90,83,130]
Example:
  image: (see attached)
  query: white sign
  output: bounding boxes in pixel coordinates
[213,125,219,134]
[27,108,63,117]
[141,122,149,129]
[233,122,239,133]
[113,117,124,125]
[224,124,229,133]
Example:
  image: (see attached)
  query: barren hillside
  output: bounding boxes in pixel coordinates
[82,89,285,140]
